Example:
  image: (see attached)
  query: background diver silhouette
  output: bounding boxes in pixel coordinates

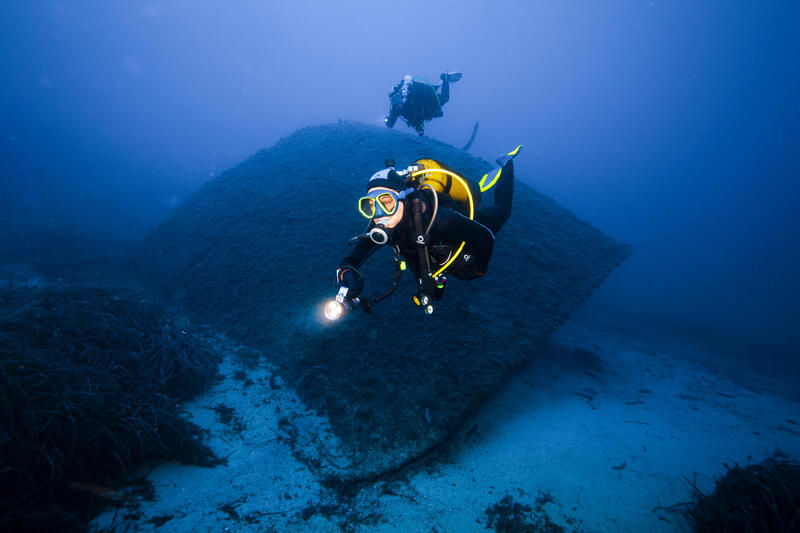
[384,72,462,136]
[335,147,522,312]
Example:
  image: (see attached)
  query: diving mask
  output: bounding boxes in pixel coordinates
[358,189,400,219]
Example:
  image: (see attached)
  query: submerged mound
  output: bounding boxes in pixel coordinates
[141,121,630,481]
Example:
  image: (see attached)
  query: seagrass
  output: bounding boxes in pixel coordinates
[684,454,800,532]
[0,285,222,532]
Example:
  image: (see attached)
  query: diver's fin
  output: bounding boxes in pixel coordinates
[441,71,463,82]
[479,167,502,192]
[479,145,523,192]
[495,144,523,167]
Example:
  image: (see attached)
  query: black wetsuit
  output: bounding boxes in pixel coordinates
[341,161,514,285]
[385,78,450,135]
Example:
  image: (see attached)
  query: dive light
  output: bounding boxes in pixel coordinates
[323,297,360,321]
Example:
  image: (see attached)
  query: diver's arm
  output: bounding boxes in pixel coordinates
[386,83,404,128]
[434,208,495,275]
[336,237,378,299]
[340,236,379,269]
[385,109,399,128]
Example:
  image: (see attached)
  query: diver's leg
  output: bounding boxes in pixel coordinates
[437,75,450,106]
[476,160,514,233]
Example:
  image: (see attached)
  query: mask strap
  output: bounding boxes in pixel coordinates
[396,187,414,200]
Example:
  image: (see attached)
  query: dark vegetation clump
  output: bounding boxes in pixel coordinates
[682,453,800,532]
[214,404,237,425]
[484,493,564,533]
[213,403,245,433]
[0,285,223,532]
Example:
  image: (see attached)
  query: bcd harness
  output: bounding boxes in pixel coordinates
[411,196,437,301]
[405,163,479,314]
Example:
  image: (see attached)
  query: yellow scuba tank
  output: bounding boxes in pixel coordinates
[410,159,481,218]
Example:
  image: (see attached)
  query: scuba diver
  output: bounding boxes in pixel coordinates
[384,72,462,136]
[328,146,522,319]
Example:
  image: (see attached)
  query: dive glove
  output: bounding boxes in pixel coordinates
[335,266,364,299]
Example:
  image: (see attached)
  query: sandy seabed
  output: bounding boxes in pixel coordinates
[94,319,800,533]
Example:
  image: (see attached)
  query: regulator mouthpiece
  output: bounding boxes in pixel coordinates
[368,226,390,245]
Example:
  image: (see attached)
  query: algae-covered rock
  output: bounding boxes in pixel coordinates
[140,121,631,481]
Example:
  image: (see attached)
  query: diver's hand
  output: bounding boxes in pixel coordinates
[336,266,364,299]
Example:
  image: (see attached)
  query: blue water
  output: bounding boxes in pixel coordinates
[3,1,797,352]
[1,2,799,530]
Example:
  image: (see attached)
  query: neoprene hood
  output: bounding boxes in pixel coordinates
[366,168,407,192]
